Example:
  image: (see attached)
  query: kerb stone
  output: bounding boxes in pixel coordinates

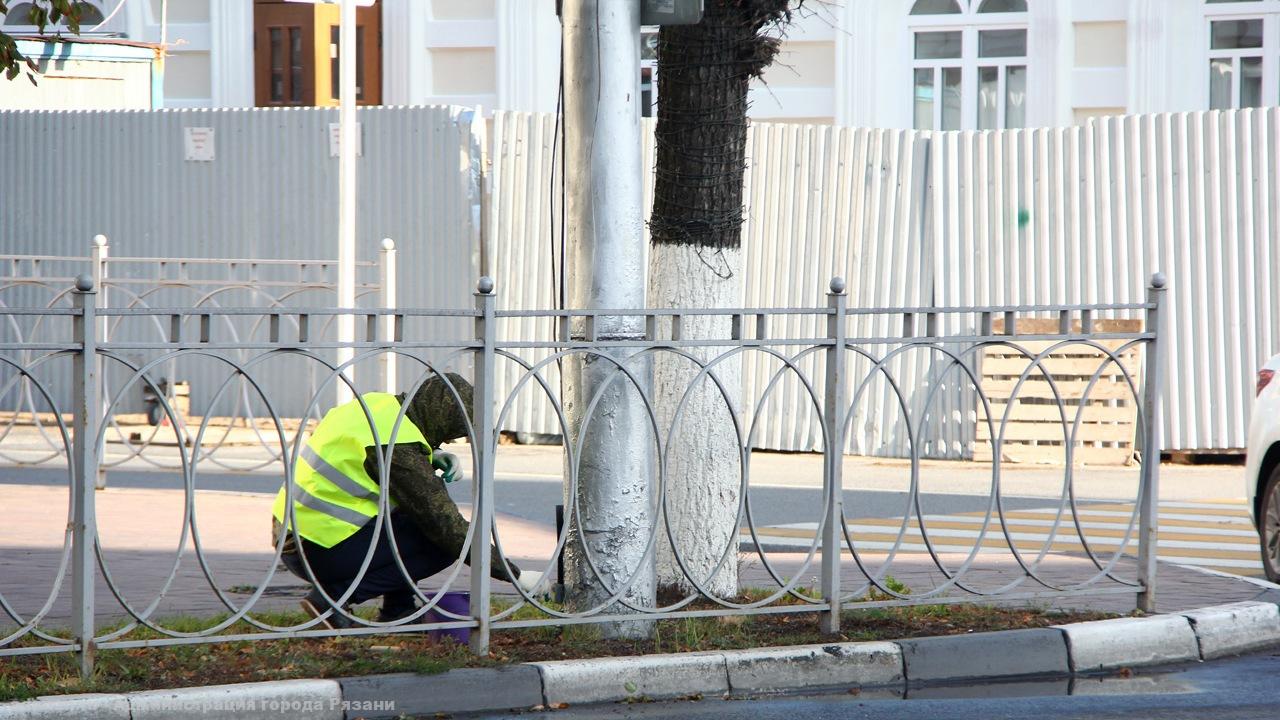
[0,694,130,720]
[127,679,341,720]
[1057,615,1200,672]
[1182,601,1280,659]
[339,667,543,717]
[722,642,903,694]
[897,628,1069,683]
[534,652,728,705]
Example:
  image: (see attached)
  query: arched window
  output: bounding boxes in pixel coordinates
[1205,0,1280,109]
[910,0,962,15]
[909,0,1028,130]
[2,2,108,31]
[977,0,1027,13]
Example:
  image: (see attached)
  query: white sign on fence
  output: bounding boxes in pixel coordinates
[183,127,215,162]
[329,122,363,157]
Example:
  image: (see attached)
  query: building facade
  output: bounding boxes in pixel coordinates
[2,0,1277,122]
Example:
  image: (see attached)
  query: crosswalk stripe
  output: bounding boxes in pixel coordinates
[761,520,1255,542]
[743,501,1265,576]
[996,509,1250,524]
[747,527,1260,559]
[1159,500,1253,509]
[769,515,1257,537]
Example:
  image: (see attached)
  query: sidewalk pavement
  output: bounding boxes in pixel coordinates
[0,425,1251,501]
[3,452,1280,719]
[1,479,1275,628]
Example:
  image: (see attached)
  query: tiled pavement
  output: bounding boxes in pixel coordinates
[2,482,1276,640]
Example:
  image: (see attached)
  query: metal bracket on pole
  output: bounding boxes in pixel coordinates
[640,0,703,25]
[822,277,848,634]
[71,274,99,680]
[1137,272,1167,613]
[470,276,497,655]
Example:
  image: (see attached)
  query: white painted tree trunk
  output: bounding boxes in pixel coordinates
[651,243,742,598]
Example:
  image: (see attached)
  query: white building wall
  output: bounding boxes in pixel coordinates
[751,5,840,123]
[103,1,1253,123]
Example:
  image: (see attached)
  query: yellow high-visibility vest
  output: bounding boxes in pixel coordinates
[272,393,430,548]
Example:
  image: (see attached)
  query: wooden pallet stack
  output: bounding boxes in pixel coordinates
[974,319,1143,466]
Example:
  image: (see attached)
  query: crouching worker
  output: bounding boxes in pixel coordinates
[271,372,543,628]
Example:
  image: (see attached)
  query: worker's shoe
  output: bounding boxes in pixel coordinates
[300,590,356,630]
[375,601,419,624]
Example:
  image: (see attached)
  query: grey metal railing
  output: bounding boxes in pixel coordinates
[0,274,1167,681]
[0,237,396,480]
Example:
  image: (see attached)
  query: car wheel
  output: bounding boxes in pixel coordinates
[1261,466,1280,583]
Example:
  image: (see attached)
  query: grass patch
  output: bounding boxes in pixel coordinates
[0,588,1116,702]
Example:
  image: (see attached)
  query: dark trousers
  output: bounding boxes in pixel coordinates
[281,511,452,612]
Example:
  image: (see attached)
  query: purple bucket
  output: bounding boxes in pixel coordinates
[424,591,471,645]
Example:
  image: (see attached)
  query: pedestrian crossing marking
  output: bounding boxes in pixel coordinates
[742,500,1264,577]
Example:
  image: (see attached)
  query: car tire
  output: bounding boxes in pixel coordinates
[1261,466,1280,583]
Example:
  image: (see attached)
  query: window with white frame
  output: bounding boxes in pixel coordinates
[1205,0,1280,109]
[1,1,110,33]
[909,0,1028,131]
[641,28,658,118]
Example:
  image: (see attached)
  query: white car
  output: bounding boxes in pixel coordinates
[1245,354,1280,582]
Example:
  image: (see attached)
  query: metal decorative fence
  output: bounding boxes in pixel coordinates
[0,238,396,481]
[0,274,1166,681]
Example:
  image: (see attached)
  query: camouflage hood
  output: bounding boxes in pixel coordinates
[401,372,474,448]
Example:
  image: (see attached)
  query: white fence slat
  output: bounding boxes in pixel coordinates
[487,108,1279,455]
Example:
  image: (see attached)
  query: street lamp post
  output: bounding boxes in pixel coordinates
[336,0,357,404]
[561,0,655,639]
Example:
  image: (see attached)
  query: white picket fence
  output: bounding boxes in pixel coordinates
[488,108,1280,457]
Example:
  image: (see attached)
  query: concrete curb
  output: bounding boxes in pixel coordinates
[127,680,342,720]
[1180,600,1280,660]
[721,641,903,694]
[898,628,1070,684]
[0,693,131,720]
[5,600,1280,719]
[1055,614,1200,672]
[0,681,341,720]
[533,651,729,705]
[338,666,542,716]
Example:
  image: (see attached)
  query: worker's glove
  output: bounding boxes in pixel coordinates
[516,569,545,595]
[432,451,464,484]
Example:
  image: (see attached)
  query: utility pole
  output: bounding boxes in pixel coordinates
[561,0,655,638]
[336,0,357,404]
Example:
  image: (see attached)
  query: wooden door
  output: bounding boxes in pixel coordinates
[254,0,382,107]
[254,1,314,106]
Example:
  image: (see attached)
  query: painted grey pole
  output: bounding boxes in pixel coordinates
[471,277,497,653]
[90,236,109,490]
[561,0,655,638]
[1137,272,1167,613]
[378,238,397,393]
[71,275,99,681]
[336,0,358,405]
[822,277,848,633]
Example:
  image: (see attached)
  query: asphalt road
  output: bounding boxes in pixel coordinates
[0,466,1065,527]
[470,650,1280,720]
